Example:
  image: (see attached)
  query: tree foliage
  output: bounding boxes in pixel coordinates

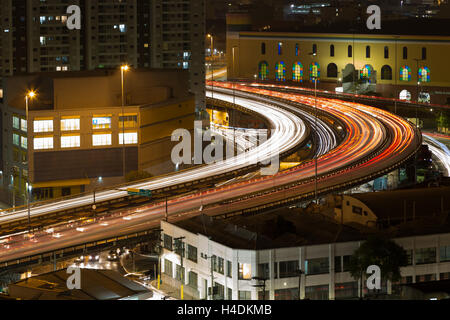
[348,235,408,284]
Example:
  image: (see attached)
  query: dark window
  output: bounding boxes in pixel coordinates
[366,46,371,58]
[384,46,389,59]
[188,271,198,289]
[415,247,436,265]
[278,42,282,55]
[258,263,270,279]
[163,234,172,250]
[187,244,197,262]
[226,260,232,278]
[403,46,408,59]
[62,187,71,196]
[348,45,352,58]
[352,206,362,215]
[327,63,338,78]
[295,43,299,56]
[330,44,334,57]
[164,259,173,277]
[334,256,342,273]
[261,42,266,55]
[279,260,299,278]
[381,65,392,80]
[305,285,329,300]
[305,257,329,275]
[312,44,317,54]
[422,47,427,60]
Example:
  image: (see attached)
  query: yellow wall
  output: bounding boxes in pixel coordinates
[228,32,450,88]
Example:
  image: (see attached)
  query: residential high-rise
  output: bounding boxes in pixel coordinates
[0,0,205,112]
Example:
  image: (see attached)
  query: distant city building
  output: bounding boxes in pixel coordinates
[0,0,206,113]
[0,69,195,204]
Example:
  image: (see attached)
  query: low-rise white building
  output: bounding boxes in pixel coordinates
[160,214,450,300]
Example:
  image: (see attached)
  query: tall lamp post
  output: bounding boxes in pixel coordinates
[413,58,425,129]
[120,65,129,179]
[25,91,36,228]
[309,52,319,204]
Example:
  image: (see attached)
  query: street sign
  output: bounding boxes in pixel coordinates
[127,188,152,197]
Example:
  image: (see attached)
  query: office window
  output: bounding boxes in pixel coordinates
[92,133,112,146]
[274,288,298,300]
[92,117,111,129]
[217,257,224,274]
[164,259,173,277]
[335,256,342,273]
[342,255,352,272]
[238,263,252,280]
[34,119,53,133]
[238,290,251,300]
[119,132,138,145]
[61,135,80,148]
[258,263,270,279]
[119,115,138,128]
[163,234,173,251]
[335,282,358,299]
[305,284,329,300]
[187,244,197,262]
[415,247,436,265]
[21,119,27,132]
[305,257,329,275]
[188,271,198,289]
[61,118,80,131]
[279,260,299,278]
[13,134,20,146]
[227,288,233,300]
[226,260,232,278]
[21,137,27,149]
[13,116,20,130]
[34,137,54,150]
[440,245,450,262]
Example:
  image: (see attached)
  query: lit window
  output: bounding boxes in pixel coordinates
[93,134,112,146]
[21,137,27,149]
[310,62,321,81]
[119,132,138,145]
[40,36,46,45]
[238,263,252,280]
[61,135,80,148]
[21,119,27,132]
[92,117,111,129]
[119,115,138,128]
[275,62,286,81]
[34,137,54,150]
[258,61,269,80]
[119,24,127,33]
[13,134,20,146]
[61,118,80,131]
[419,67,430,83]
[13,116,20,129]
[292,62,303,82]
[34,120,54,133]
[400,65,411,81]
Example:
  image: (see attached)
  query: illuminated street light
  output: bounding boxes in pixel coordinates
[121,65,130,179]
[25,90,36,230]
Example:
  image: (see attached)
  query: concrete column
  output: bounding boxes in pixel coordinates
[436,235,441,280]
[232,251,239,300]
[299,246,306,299]
[412,238,417,283]
[329,244,335,300]
[269,249,275,300]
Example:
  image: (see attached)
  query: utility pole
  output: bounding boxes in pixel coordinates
[295,269,303,300]
[174,236,186,300]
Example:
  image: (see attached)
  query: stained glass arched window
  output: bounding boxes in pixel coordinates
[418,67,430,83]
[275,61,286,81]
[309,62,320,81]
[360,64,373,80]
[258,61,269,80]
[292,62,303,82]
[400,65,411,81]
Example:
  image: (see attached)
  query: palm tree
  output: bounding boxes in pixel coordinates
[348,235,408,299]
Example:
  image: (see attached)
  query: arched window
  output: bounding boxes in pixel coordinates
[258,61,269,80]
[275,61,286,81]
[327,63,338,78]
[309,62,320,81]
[348,45,352,58]
[312,44,317,55]
[400,65,411,81]
[422,47,427,60]
[292,62,303,82]
[360,64,373,81]
[330,45,335,57]
[384,46,389,59]
[261,42,266,55]
[278,42,283,55]
[295,44,299,56]
[381,65,392,80]
[418,67,430,82]
[366,46,371,58]
[403,46,408,59]
[399,90,411,101]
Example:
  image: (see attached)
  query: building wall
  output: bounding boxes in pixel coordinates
[227,31,450,104]
[161,220,450,300]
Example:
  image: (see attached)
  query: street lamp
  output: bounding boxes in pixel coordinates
[25,91,36,227]
[308,52,319,204]
[207,34,214,58]
[120,65,129,179]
